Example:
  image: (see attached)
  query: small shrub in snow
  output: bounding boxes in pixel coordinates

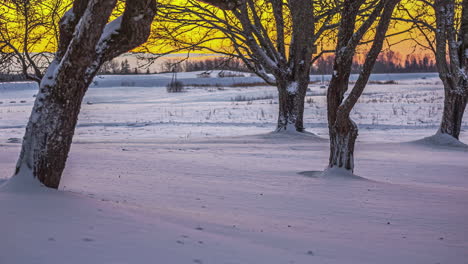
[196,72,211,78]
[166,80,184,93]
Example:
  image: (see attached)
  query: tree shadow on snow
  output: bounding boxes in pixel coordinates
[298,169,369,181]
[192,130,328,145]
[259,130,328,142]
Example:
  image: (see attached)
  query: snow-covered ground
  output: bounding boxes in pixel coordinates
[1,72,467,264]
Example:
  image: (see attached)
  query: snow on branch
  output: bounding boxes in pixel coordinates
[96,16,123,54]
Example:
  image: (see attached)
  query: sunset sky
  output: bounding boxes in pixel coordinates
[0,0,439,65]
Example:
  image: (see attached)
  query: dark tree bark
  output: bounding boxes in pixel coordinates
[434,0,468,140]
[327,0,399,172]
[274,0,314,132]
[276,79,307,132]
[439,91,467,139]
[12,0,156,189]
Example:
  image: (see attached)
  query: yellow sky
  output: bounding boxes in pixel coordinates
[1,0,436,63]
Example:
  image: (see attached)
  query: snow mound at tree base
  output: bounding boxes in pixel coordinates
[299,167,366,180]
[411,133,468,149]
[267,129,327,142]
[0,165,47,193]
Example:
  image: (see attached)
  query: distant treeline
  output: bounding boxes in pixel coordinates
[98,59,152,75]
[159,57,250,73]
[99,57,251,75]
[312,51,437,74]
[161,52,437,74]
[0,74,27,82]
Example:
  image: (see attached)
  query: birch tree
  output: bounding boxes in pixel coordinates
[395,0,467,140]
[326,0,399,172]
[154,0,338,132]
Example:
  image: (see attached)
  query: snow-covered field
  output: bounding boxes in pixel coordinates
[1,72,466,143]
[1,72,467,264]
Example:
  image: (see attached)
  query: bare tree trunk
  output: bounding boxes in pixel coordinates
[433,0,468,140]
[327,78,358,171]
[275,0,314,133]
[12,0,156,189]
[326,0,398,173]
[439,88,468,139]
[15,61,96,188]
[14,0,114,189]
[329,118,358,171]
[276,78,308,132]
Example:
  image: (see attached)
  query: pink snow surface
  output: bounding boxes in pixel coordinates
[1,132,467,264]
